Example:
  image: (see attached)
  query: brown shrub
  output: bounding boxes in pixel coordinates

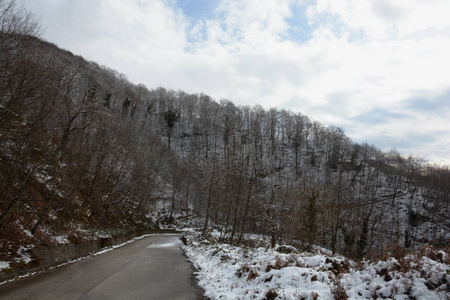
[247,268,259,281]
[325,258,350,275]
[265,256,290,272]
[264,288,278,300]
[330,275,348,300]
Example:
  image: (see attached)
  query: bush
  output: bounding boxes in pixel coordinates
[264,288,278,300]
[275,245,298,254]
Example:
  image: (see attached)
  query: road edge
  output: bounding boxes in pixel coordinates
[0,229,181,284]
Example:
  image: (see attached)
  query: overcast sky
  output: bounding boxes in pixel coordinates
[17,0,450,165]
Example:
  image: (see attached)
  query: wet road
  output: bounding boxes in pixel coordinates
[0,234,205,300]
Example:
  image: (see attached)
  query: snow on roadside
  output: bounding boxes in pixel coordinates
[182,230,450,299]
[184,241,334,299]
[0,262,9,270]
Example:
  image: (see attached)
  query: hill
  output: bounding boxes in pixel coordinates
[0,1,449,272]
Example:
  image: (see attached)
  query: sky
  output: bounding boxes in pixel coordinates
[17,0,450,165]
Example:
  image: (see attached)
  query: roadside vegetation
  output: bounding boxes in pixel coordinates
[182,229,450,299]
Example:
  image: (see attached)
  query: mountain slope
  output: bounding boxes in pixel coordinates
[1,1,449,272]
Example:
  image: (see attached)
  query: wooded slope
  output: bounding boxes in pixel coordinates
[1,1,448,265]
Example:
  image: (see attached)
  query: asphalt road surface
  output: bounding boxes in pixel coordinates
[0,234,205,300]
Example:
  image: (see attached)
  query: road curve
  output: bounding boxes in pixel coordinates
[0,234,205,300]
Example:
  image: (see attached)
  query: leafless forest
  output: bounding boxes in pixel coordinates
[1,0,449,265]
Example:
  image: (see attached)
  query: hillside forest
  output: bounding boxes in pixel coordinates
[1,0,449,266]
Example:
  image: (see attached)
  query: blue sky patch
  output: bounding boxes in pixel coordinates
[286,2,313,43]
[176,0,219,21]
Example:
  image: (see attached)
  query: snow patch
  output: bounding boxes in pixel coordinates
[0,261,9,270]
[147,236,181,248]
[147,242,180,248]
[182,230,450,300]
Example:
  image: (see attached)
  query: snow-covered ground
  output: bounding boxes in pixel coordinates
[182,230,449,300]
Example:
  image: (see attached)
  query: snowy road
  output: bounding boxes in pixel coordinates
[0,234,205,299]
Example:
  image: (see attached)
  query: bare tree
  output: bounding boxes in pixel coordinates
[0,0,40,55]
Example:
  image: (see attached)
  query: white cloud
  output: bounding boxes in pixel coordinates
[308,0,450,40]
